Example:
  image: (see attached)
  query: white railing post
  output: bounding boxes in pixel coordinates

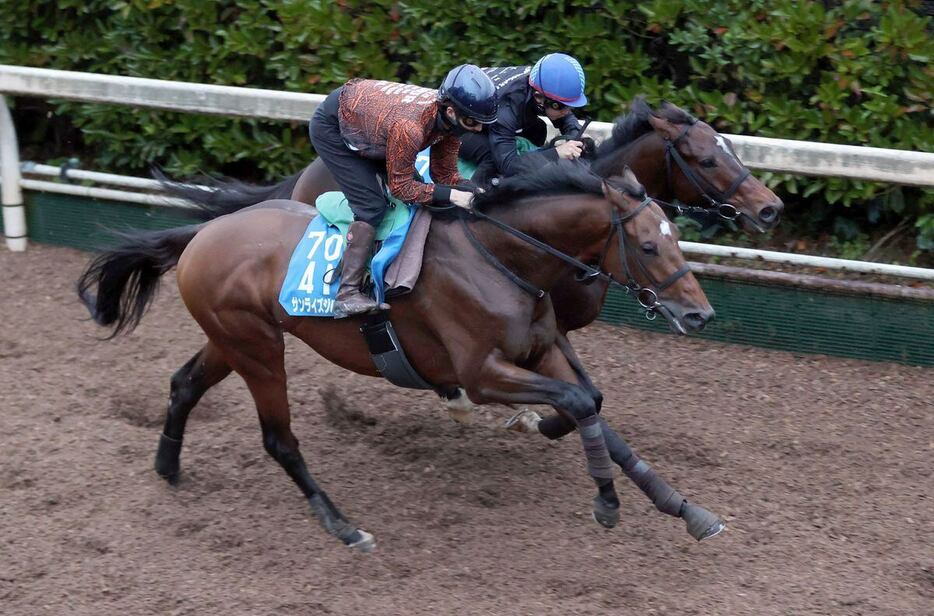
[0,95,26,251]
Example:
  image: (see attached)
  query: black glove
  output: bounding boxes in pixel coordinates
[580,136,597,159]
[456,178,480,193]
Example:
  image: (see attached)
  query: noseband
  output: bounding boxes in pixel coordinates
[460,195,691,320]
[660,123,751,224]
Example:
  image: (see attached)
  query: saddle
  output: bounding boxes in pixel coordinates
[277,192,431,318]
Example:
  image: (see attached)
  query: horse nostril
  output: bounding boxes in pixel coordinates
[684,308,715,331]
[759,206,779,224]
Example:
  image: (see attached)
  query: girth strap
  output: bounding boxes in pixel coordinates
[360,314,436,390]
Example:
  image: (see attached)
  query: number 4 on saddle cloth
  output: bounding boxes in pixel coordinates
[278,192,417,317]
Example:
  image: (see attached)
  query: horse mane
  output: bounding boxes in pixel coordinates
[470,159,645,212]
[471,160,603,211]
[592,97,697,171]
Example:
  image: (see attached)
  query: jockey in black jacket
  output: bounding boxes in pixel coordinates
[459,53,589,186]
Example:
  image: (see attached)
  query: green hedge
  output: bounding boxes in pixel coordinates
[3,0,932,252]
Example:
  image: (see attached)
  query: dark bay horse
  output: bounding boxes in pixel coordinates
[164,98,782,335]
[78,164,724,551]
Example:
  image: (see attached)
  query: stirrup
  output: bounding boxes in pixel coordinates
[333,299,379,319]
[333,291,391,318]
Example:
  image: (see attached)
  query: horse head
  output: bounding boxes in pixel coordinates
[592,98,783,233]
[600,166,714,334]
[645,101,784,232]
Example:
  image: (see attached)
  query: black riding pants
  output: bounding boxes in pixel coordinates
[308,89,389,227]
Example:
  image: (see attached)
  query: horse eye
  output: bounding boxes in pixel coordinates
[700,158,717,168]
[641,242,658,255]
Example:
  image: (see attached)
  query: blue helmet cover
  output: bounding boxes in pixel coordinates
[529,53,587,107]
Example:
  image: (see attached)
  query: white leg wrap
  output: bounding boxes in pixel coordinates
[443,388,477,424]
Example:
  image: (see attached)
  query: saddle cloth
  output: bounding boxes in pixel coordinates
[278,192,431,317]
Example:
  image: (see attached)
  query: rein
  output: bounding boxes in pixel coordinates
[661,123,752,225]
[457,195,691,319]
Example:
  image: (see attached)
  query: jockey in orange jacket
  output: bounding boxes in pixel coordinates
[309,65,498,318]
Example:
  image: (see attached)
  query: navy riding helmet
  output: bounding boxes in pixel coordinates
[437,64,498,124]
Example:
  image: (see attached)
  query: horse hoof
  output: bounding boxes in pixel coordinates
[504,409,542,434]
[591,496,620,529]
[682,502,726,541]
[697,520,726,541]
[155,434,182,485]
[347,529,376,553]
[156,468,180,486]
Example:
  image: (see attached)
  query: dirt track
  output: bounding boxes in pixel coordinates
[1,243,932,615]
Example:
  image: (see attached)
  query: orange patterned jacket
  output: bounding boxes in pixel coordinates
[338,79,462,205]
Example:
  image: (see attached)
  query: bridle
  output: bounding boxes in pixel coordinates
[458,194,691,320]
[657,123,753,226]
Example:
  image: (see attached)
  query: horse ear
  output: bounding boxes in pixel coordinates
[646,112,678,141]
[621,166,639,185]
[601,178,625,205]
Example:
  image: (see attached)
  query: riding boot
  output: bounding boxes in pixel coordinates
[333,221,386,318]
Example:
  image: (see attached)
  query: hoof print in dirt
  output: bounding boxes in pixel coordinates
[320,385,376,431]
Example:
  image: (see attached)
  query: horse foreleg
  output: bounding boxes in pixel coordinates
[553,332,603,412]
[523,335,725,541]
[155,342,232,484]
[599,417,725,540]
[443,387,544,430]
[460,347,620,529]
[505,332,601,433]
[535,413,725,541]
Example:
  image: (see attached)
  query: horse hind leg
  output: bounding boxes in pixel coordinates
[217,322,374,552]
[155,342,232,484]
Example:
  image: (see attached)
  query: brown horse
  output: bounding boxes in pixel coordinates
[165,97,782,336]
[78,163,724,551]
[163,97,783,433]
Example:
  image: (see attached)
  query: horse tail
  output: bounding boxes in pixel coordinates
[76,224,203,337]
[154,168,303,221]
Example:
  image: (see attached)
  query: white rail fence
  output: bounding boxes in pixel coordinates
[1,65,933,283]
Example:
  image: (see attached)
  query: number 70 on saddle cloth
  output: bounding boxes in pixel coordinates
[278,217,345,317]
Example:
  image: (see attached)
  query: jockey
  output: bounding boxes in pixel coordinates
[309,65,497,318]
[459,53,589,186]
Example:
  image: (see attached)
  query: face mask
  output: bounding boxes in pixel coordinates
[449,123,472,138]
[441,111,472,137]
